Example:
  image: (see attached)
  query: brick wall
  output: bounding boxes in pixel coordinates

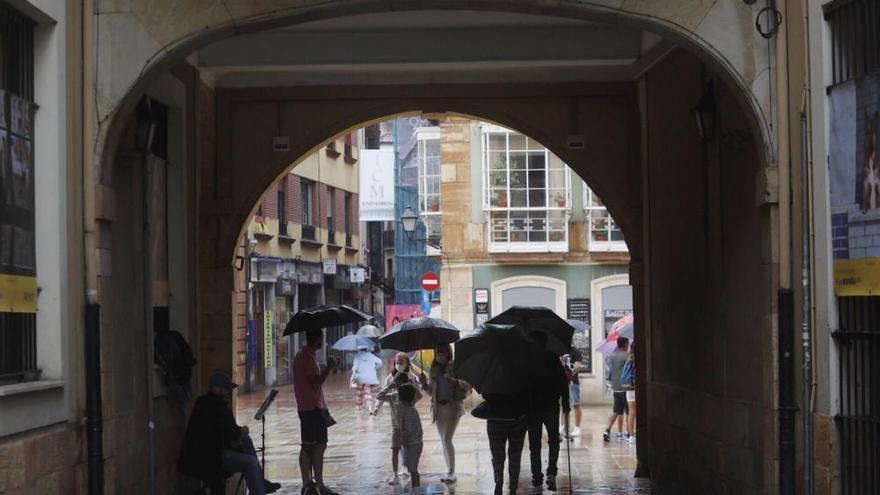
[286,174,301,225]
[261,183,278,219]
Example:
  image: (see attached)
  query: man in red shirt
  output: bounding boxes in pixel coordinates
[294,328,338,495]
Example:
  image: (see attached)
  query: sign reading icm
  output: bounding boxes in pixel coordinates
[359,149,396,221]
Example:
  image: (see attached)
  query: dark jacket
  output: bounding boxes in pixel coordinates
[178,393,242,488]
[529,351,570,413]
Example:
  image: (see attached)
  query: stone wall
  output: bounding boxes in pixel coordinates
[642,49,774,495]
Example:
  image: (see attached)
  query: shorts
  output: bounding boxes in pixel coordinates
[298,409,329,445]
[612,391,629,415]
[569,383,581,406]
[401,442,423,473]
[626,390,636,402]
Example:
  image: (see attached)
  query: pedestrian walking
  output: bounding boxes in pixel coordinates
[178,373,281,495]
[293,328,340,495]
[526,332,570,492]
[351,346,382,411]
[603,336,631,443]
[418,342,471,483]
[372,352,422,485]
[395,383,424,492]
[560,346,585,439]
[473,394,529,495]
[624,347,637,443]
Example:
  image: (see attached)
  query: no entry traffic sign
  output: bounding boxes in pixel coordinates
[421,272,440,291]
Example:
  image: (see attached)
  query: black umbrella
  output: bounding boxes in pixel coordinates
[487,306,574,356]
[283,304,371,336]
[453,324,544,397]
[378,317,460,352]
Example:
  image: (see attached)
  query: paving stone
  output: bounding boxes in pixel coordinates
[234,373,649,494]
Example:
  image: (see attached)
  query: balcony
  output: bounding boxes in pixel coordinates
[327,230,342,251]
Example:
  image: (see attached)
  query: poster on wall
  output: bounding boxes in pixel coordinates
[829,74,880,295]
[567,298,592,374]
[358,150,396,221]
[384,302,439,330]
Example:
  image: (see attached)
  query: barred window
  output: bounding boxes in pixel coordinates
[416,127,441,247]
[583,183,627,252]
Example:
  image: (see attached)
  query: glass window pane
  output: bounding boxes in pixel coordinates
[510,152,527,170]
[509,133,527,150]
[611,229,625,241]
[489,133,506,151]
[528,189,546,207]
[528,170,546,188]
[510,189,527,207]
[530,230,547,242]
[490,189,508,207]
[548,168,566,189]
[528,137,546,151]
[489,151,506,170]
[510,170,527,188]
[549,230,565,242]
[549,189,566,207]
[528,153,546,170]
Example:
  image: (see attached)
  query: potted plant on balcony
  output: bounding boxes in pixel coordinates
[553,192,566,207]
[491,190,507,208]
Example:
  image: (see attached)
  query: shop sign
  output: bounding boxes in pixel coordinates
[359,150,396,221]
[474,289,490,326]
[0,274,37,313]
[276,277,297,296]
[263,310,274,369]
[322,258,337,275]
[350,267,366,283]
[566,298,591,374]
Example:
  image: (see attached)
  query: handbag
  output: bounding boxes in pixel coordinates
[321,408,337,428]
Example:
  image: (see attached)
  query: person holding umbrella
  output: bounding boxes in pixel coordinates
[527,331,570,492]
[350,345,382,411]
[293,328,339,495]
[418,342,470,483]
[472,393,530,495]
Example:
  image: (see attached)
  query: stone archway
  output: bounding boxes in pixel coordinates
[89,3,780,493]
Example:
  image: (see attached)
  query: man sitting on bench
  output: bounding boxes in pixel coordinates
[179,372,281,494]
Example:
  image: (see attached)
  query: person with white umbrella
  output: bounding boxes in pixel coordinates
[350,344,382,411]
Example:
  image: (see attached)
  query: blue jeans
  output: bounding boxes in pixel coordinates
[220,436,265,495]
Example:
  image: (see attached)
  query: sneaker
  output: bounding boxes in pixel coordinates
[546,475,557,492]
[531,477,543,488]
[263,479,282,493]
[615,432,625,439]
[572,427,582,437]
[387,475,400,485]
[602,430,611,442]
[444,473,456,483]
[301,482,319,495]
[627,434,635,444]
[318,486,340,495]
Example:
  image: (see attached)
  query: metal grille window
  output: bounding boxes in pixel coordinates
[824,0,880,87]
[482,124,570,253]
[0,4,37,385]
[833,296,880,495]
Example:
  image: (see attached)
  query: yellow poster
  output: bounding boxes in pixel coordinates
[263,310,274,369]
[0,274,38,313]
[834,258,880,296]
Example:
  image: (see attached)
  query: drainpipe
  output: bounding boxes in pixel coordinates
[81,0,103,493]
[142,153,156,495]
[779,288,797,495]
[800,93,815,495]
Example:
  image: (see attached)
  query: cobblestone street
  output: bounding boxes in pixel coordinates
[236,372,649,494]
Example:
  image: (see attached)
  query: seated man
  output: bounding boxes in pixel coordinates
[178,372,281,494]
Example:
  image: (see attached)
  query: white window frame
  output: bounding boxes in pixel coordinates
[583,182,627,252]
[481,124,571,253]
[415,126,442,243]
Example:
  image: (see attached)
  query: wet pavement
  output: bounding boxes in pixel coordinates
[236,372,649,495]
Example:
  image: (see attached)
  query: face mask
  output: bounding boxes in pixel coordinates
[435,354,448,364]
[395,364,407,373]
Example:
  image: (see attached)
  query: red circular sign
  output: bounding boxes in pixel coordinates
[421,272,440,291]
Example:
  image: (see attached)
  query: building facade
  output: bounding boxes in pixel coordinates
[238,133,366,389]
[436,118,632,403]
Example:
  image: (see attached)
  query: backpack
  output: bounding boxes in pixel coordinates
[154,330,197,401]
[620,359,635,390]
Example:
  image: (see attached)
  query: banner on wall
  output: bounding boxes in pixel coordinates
[263,310,274,369]
[829,74,880,295]
[359,150,395,221]
[384,302,440,330]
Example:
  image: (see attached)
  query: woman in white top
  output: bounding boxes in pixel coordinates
[418,343,470,483]
[350,346,383,410]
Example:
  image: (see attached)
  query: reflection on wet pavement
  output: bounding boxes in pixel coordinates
[236,372,649,494]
